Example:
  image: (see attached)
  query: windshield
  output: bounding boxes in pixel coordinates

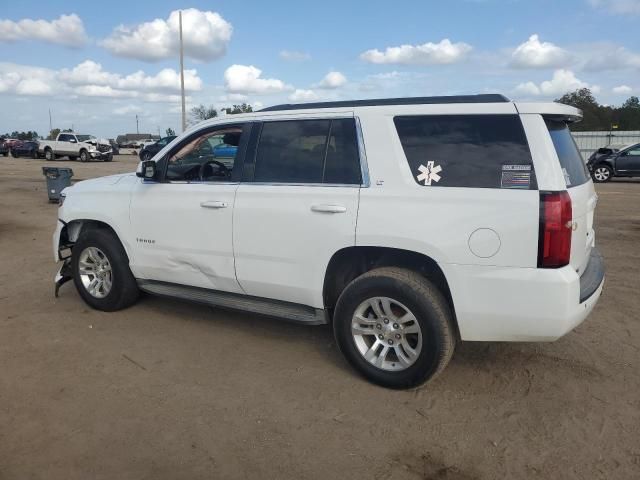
[545,120,590,188]
[76,135,95,142]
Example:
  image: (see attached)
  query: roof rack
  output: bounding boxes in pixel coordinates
[260,94,510,112]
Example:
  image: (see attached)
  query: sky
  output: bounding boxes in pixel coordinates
[1,0,639,138]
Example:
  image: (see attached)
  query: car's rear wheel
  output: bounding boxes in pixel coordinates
[44,148,54,161]
[72,227,139,311]
[31,150,38,159]
[11,149,18,158]
[592,165,612,183]
[333,267,456,389]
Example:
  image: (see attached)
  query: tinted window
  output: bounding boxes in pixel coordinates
[394,115,536,189]
[254,119,361,184]
[58,134,71,142]
[545,120,589,187]
[324,119,362,184]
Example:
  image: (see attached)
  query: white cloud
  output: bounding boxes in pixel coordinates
[510,34,572,69]
[514,69,600,97]
[580,43,640,71]
[289,89,318,102]
[316,71,347,89]
[224,64,291,94]
[279,50,311,61]
[0,61,201,102]
[15,78,52,96]
[113,105,142,115]
[588,0,640,14]
[360,39,472,65]
[613,85,633,94]
[59,60,202,92]
[219,93,249,102]
[101,8,232,62]
[0,13,87,47]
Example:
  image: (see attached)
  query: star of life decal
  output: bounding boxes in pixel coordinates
[416,161,442,186]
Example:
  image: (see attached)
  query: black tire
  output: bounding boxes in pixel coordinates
[44,148,54,161]
[2,152,7,157]
[79,150,89,162]
[72,227,139,311]
[11,149,18,158]
[104,153,113,162]
[333,267,456,389]
[591,164,613,183]
[31,150,38,159]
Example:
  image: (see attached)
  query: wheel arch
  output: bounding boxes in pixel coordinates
[59,218,132,261]
[323,246,458,336]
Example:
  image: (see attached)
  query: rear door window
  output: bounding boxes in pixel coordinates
[394,115,536,189]
[545,119,589,187]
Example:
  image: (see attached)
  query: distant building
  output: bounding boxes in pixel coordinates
[116,133,160,146]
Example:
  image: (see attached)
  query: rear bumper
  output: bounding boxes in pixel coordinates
[443,250,605,341]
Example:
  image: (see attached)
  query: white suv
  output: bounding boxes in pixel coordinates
[53,95,605,389]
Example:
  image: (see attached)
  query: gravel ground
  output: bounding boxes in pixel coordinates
[1,154,639,479]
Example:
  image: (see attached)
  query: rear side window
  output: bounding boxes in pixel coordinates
[545,120,589,187]
[253,119,361,184]
[394,115,536,189]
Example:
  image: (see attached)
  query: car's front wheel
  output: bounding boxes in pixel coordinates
[333,267,456,389]
[592,165,613,183]
[72,227,139,311]
[79,150,89,162]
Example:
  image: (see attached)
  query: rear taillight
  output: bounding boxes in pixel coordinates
[538,191,572,268]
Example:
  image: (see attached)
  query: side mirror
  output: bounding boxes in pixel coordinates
[136,160,157,180]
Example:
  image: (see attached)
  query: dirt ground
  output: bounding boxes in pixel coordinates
[1,154,639,480]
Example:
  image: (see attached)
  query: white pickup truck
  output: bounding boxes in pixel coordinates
[40,132,113,162]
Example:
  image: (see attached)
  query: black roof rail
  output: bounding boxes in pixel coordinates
[259,94,510,112]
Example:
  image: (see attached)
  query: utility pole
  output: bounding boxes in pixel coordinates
[179,10,186,133]
[48,109,52,133]
[136,114,139,134]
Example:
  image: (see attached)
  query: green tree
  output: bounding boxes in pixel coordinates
[555,88,611,131]
[190,104,218,124]
[223,103,253,115]
[622,96,640,109]
[47,128,61,140]
[166,127,176,136]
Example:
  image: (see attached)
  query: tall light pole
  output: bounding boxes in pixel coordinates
[179,10,186,133]
[136,114,139,134]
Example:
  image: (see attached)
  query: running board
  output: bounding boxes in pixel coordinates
[137,280,328,325]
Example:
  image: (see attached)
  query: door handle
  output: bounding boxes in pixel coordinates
[200,201,228,209]
[311,204,347,214]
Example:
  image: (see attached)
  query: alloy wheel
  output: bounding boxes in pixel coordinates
[78,247,113,298]
[593,167,610,182]
[351,296,423,371]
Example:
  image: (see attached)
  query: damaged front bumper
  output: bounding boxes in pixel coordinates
[53,219,74,297]
[54,257,73,297]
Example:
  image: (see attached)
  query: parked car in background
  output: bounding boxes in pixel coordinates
[109,140,120,156]
[3,138,23,150]
[587,142,640,182]
[53,95,604,389]
[10,140,40,158]
[139,135,176,160]
[40,133,113,162]
[0,139,8,157]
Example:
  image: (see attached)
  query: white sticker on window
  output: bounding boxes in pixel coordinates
[417,161,442,186]
[562,167,571,186]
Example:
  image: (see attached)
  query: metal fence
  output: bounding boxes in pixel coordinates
[572,131,640,160]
